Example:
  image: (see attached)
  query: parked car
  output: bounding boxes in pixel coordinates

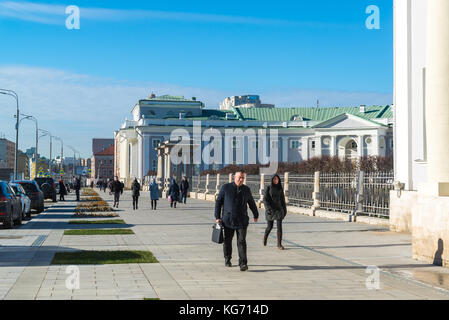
[9,183,31,219]
[0,181,23,228]
[34,177,57,202]
[13,180,45,213]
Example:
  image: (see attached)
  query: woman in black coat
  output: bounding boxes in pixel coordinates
[168,179,180,208]
[262,174,287,250]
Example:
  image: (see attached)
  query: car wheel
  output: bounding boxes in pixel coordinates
[3,207,14,229]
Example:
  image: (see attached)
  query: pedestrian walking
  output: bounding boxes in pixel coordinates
[150,178,159,210]
[214,170,259,271]
[74,177,81,202]
[111,176,123,208]
[180,176,189,204]
[59,179,67,201]
[262,174,287,250]
[168,178,180,208]
[131,178,141,210]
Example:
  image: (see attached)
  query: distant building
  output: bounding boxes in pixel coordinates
[91,145,114,180]
[115,93,393,188]
[0,138,15,169]
[92,138,114,155]
[219,95,275,110]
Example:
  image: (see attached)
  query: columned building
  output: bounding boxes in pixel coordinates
[391,0,449,266]
[114,94,393,188]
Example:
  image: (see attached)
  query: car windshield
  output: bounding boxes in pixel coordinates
[19,182,38,193]
[10,185,19,194]
[0,182,9,196]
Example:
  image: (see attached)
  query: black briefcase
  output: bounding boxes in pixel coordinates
[212,223,224,244]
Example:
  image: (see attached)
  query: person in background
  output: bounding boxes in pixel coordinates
[111,176,123,208]
[131,178,141,210]
[150,178,159,210]
[74,176,81,202]
[59,179,67,201]
[262,174,287,250]
[180,176,190,204]
[168,178,180,208]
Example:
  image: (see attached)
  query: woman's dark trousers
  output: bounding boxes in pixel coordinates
[223,227,248,267]
[264,220,283,249]
[133,196,139,210]
[151,200,157,210]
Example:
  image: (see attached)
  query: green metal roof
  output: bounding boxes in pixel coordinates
[234,105,392,122]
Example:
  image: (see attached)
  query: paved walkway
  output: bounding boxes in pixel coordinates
[2,189,449,300]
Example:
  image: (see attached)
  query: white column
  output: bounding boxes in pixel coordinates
[425,0,449,190]
[301,137,309,161]
[282,137,288,162]
[315,136,322,157]
[371,135,380,156]
[358,136,364,158]
[330,136,337,157]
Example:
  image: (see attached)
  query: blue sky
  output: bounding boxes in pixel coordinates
[0,0,393,157]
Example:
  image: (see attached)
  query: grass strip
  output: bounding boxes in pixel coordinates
[64,229,134,235]
[68,219,126,225]
[144,298,160,300]
[51,250,159,265]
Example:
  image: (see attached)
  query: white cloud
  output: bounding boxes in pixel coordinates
[0,65,392,158]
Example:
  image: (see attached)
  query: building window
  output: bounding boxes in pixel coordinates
[152,159,158,171]
[152,139,161,149]
[271,141,278,149]
[290,140,301,149]
[311,141,316,149]
[232,139,241,149]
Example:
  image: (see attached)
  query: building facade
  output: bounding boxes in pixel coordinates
[91,145,114,180]
[0,138,15,169]
[114,94,393,188]
[220,95,275,110]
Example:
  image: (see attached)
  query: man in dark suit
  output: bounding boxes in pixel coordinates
[214,170,259,271]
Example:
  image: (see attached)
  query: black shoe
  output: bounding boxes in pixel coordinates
[240,265,248,272]
[225,261,232,267]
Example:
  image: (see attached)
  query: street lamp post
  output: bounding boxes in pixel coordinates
[53,137,63,177]
[38,129,52,178]
[0,89,19,180]
[20,114,38,178]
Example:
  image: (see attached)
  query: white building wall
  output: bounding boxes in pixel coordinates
[394,0,428,191]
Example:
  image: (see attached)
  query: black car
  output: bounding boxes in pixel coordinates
[0,181,23,228]
[13,180,45,213]
[34,178,57,202]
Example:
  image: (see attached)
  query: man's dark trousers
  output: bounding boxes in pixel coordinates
[114,192,120,207]
[75,190,80,201]
[223,226,247,266]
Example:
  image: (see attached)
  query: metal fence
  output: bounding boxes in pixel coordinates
[245,175,262,201]
[361,171,394,218]
[191,176,199,192]
[288,174,315,208]
[192,171,394,218]
[318,172,358,214]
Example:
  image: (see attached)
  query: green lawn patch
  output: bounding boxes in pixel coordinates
[51,250,159,265]
[144,298,160,300]
[68,219,126,225]
[63,229,134,235]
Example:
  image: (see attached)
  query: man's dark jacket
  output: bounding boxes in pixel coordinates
[214,182,259,230]
[111,180,123,194]
[180,179,189,193]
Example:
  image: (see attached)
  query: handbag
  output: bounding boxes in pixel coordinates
[212,223,224,244]
[168,195,172,202]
